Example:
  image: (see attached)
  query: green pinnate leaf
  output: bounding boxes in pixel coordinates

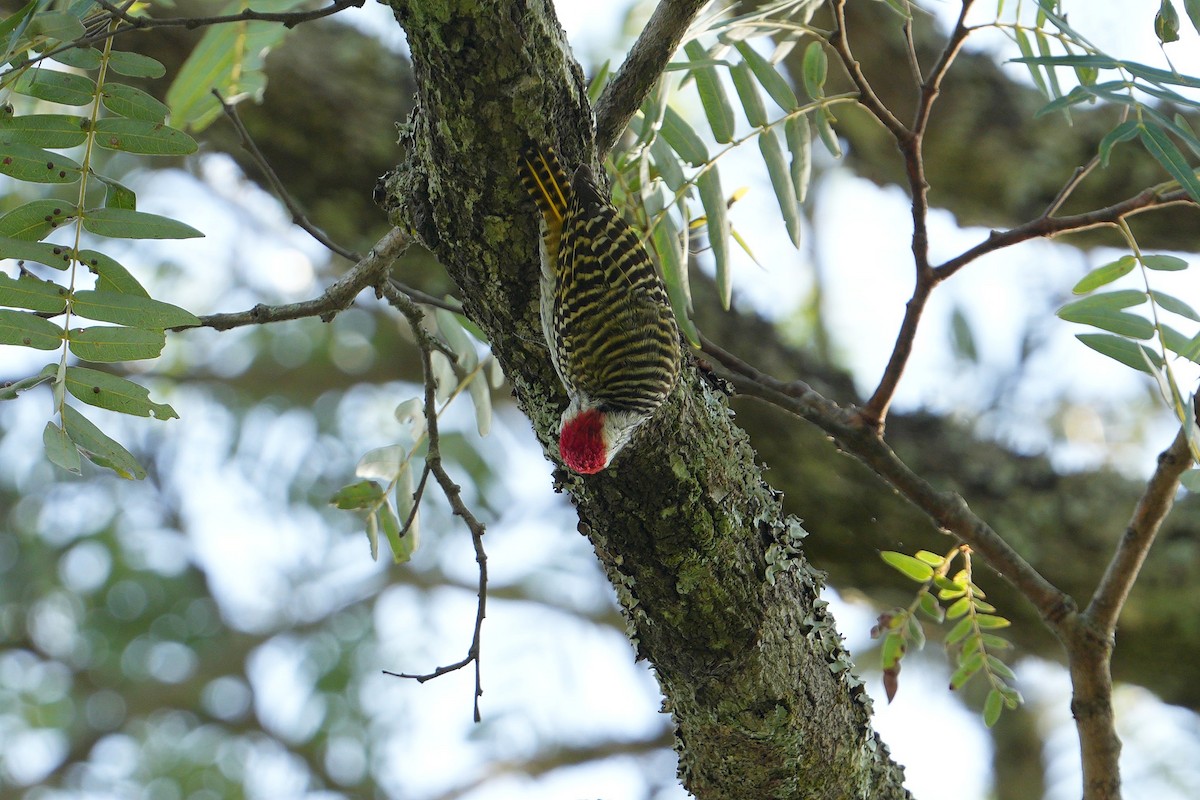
[880,631,905,669]
[1098,120,1139,166]
[950,652,984,690]
[651,203,699,348]
[71,289,199,329]
[0,273,68,312]
[1151,290,1200,321]
[13,68,96,106]
[730,61,767,128]
[51,46,103,71]
[43,420,81,474]
[881,551,935,582]
[106,51,166,79]
[983,688,1004,727]
[0,141,82,183]
[733,41,797,111]
[81,208,203,240]
[660,105,709,166]
[687,41,736,144]
[945,596,971,620]
[0,309,62,349]
[61,404,147,479]
[784,114,812,203]
[696,166,731,309]
[0,114,89,147]
[1075,333,1162,374]
[0,200,74,240]
[77,250,149,296]
[64,366,178,419]
[986,654,1017,680]
[92,118,198,156]
[917,591,944,622]
[1073,256,1136,293]
[945,616,973,646]
[1186,0,1200,33]
[914,550,945,566]
[1142,254,1188,271]
[331,480,385,510]
[801,41,827,99]
[758,127,801,247]
[1139,123,1200,203]
[975,614,1012,629]
[0,365,56,400]
[67,326,166,362]
[101,83,170,123]
[28,12,85,42]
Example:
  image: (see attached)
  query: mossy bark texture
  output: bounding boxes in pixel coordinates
[381,2,911,797]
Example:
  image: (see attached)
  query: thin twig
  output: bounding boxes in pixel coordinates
[593,0,710,158]
[700,335,1076,627]
[1086,427,1193,632]
[381,283,489,723]
[190,226,409,331]
[92,0,363,32]
[212,90,359,263]
[828,0,908,140]
[1043,154,1101,218]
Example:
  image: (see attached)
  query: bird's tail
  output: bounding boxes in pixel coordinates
[518,141,570,229]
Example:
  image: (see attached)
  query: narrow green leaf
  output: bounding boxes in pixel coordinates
[651,207,699,347]
[758,127,801,247]
[331,480,385,510]
[983,688,1004,728]
[1139,124,1200,203]
[881,551,935,582]
[0,200,74,240]
[915,550,945,566]
[587,59,610,106]
[1061,289,1146,311]
[43,421,81,474]
[28,12,85,42]
[1160,324,1200,362]
[1073,255,1136,293]
[801,41,827,99]
[975,614,1012,629]
[660,105,709,166]
[880,631,904,669]
[945,616,974,646]
[65,366,178,419]
[945,597,971,620]
[0,236,73,269]
[0,114,88,147]
[983,633,1013,650]
[435,308,478,370]
[649,134,686,192]
[685,40,735,144]
[0,309,62,349]
[165,0,302,131]
[77,250,149,296]
[106,50,166,79]
[102,178,137,211]
[917,592,944,622]
[815,108,842,158]
[1185,0,1200,34]
[1013,29,1050,98]
[0,364,55,400]
[67,326,165,362]
[1033,28,1064,105]
[81,208,203,240]
[71,289,200,330]
[986,654,1017,680]
[1151,290,1200,321]
[0,141,81,183]
[785,114,812,203]
[468,371,492,436]
[13,68,96,106]
[734,41,798,111]
[1060,308,1154,339]
[729,61,767,128]
[0,273,68,312]
[101,83,170,123]
[696,166,731,309]
[1075,333,1162,374]
[380,502,416,564]
[51,46,103,71]
[61,404,146,479]
[92,117,198,156]
[395,459,420,534]
[1141,254,1188,271]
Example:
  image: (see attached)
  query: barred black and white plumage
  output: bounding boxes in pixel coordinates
[518,142,681,473]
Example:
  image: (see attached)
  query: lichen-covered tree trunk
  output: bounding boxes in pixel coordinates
[378,2,910,798]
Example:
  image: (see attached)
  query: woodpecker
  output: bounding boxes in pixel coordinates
[518,142,682,474]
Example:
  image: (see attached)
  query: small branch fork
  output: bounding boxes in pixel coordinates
[381,282,489,723]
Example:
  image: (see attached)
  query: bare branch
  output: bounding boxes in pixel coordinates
[381,283,489,723]
[92,0,364,32]
[829,0,908,141]
[593,0,709,158]
[1087,427,1193,632]
[700,335,1076,628]
[191,226,410,331]
[213,90,359,263]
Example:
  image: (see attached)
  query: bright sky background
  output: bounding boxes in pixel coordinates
[2,1,1200,798]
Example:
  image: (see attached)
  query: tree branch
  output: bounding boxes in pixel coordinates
[700,335,1077,628]
[1086,427,1194,632]
[593,0,709,158]
[190,226,411,331]
[91,0,364,32]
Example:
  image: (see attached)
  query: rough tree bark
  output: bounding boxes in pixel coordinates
[377,1,910,797]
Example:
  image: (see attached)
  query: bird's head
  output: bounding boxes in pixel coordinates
[558,400,648,475]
